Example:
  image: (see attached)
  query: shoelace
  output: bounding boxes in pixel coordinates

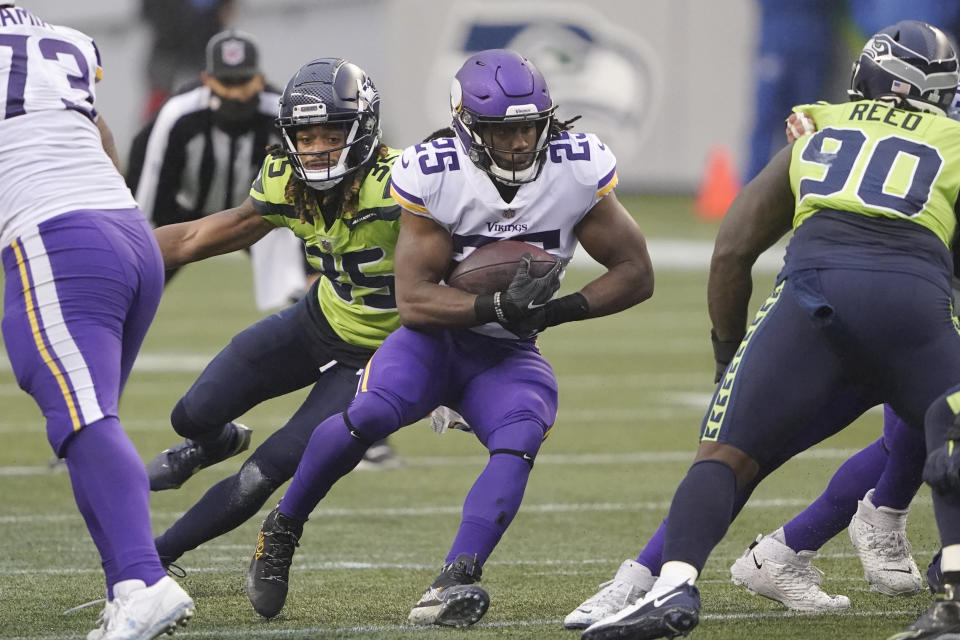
[776,561,828,599]
[165,562,187,579]
[62,597,107,616]
[260,530,300,579]
[588,580,637,607]
[168,442,205,470]
[864,528,912,561]
[438,558,481,586]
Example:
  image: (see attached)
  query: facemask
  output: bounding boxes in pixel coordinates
[210,94,260,133]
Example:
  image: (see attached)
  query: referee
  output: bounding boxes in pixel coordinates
[127,29,310,310]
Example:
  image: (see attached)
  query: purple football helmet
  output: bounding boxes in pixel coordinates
[451,49,556,184]
[849,20,958,115]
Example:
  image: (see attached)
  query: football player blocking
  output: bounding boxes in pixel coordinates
[579,20,960,640]
[0,4,194,640]
[243,48,654,627]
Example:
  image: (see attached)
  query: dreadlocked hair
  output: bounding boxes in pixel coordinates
[264,143,391,225]
[424,114,581,145]
[550,115,581,137]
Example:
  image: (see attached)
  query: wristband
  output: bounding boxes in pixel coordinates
[543,293,590,328]
[475,293,503,324]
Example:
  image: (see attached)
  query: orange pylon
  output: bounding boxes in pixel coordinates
[696,146,740,220]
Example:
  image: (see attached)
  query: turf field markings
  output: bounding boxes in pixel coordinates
[0,445,894,477]
[0,609,924,640]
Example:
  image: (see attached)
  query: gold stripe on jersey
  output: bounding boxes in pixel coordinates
[389,184,429,215]
[597,169,618,199]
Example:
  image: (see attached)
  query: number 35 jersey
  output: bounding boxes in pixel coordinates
[389,132,618,266]
[0,8,136,246]
[250,150,403,350]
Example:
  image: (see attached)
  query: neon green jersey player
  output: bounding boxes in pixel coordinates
[142,58,403,571]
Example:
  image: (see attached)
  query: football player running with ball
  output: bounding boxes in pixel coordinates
[244,49,654,627]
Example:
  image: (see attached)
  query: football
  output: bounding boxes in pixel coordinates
[447,240,559,295]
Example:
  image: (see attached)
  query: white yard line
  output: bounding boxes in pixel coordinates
[0,493,933,529]
[0,609,922,640]
[0,446,871,478]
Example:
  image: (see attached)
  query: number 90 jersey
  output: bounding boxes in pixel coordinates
[0,8,136,246]
[390,132,617,264]
[789,101,960,249]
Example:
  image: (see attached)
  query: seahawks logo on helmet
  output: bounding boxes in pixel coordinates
[276,58,381,191]
[849,20,959,116]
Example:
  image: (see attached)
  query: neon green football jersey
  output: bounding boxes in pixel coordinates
[250,148,402,349]
[790,101,960,247]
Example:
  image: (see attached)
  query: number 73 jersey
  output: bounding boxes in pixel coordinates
[0,8,136,245]
[389,132,618,265]
[790,101,960,248]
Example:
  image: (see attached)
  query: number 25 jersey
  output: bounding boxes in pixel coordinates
[389,132,618,266]
[0,8,135,246]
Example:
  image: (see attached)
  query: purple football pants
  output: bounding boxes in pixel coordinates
[282,326,559,566]
[2,208,167,595]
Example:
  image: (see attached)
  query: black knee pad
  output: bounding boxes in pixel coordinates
[235,458,283,506]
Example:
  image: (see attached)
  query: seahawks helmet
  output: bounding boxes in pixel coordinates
[451,49,555,184]
[849,20,959,116]
[276,58,380,190]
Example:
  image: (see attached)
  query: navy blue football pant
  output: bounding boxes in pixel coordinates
[155,296,364,562]
[663,268,960,571]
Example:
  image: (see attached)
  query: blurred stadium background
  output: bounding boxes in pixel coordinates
[25,0,764,191]
[1,1,953,639]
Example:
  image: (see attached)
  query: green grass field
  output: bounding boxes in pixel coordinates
[0,194,939,639]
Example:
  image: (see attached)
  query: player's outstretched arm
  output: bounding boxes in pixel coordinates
[154,196,273,270]
[571,191,654,317]
[708,145,795,347]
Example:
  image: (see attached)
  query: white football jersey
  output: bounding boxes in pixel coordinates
[390,131,618,338]
[0,7,136,246]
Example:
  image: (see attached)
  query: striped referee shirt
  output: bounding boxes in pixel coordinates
[126,83,281,226]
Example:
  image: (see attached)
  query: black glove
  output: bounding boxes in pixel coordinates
[475,255,562,324]
[502,292,591,340]
[924,441,960,494]
[711,329,742,384]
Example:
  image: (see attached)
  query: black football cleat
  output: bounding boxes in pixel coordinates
[146,422,252,490]
[408,553,490,627]
[582,582,700,640]
[887,583,960,639]
[246,507,303,619]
